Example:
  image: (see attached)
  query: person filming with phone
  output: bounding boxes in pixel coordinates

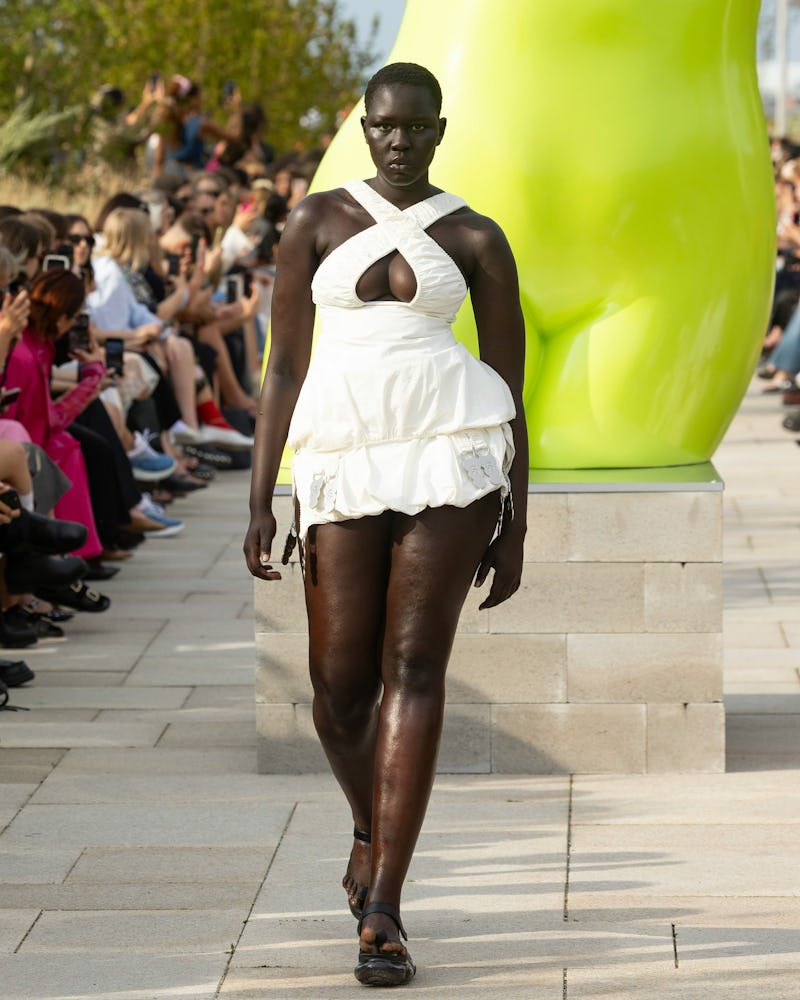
[2,269,108,565]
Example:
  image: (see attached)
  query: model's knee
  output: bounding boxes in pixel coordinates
[383,648,447,697]
[311,664,380,736]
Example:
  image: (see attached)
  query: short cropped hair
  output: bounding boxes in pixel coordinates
[364,63,442,114]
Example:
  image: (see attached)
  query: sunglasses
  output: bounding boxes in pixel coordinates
[68,233,96,248]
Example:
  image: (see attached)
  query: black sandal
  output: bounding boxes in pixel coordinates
[354,902,416,987]
[34,581,111,613]
[347,826,371,920]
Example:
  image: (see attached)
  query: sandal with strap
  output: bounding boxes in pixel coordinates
[354,902,416,987]
[346,826,370,920]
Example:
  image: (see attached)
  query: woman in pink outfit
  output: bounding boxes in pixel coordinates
[3,270,107,560]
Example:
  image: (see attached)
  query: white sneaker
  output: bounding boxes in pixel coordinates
[198,424,254,450]
[168,420,204,446]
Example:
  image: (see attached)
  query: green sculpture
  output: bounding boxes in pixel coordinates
[305,0,775,469]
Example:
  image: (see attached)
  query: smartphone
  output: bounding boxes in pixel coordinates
[0,488,21,511]
[104,337,124,376]
[68,312,91,353]
[43,255,71,271]
[190,233,201,260]
[242,271,253,297]
[0,386,20,412]
[226,275,243,304]
[222,80,237,100]
[7,278,27,297]
[166,253,181,277]
[149,71,161,90]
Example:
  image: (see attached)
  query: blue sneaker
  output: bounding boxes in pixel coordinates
[128,432,177,482]
[137,493,184,538]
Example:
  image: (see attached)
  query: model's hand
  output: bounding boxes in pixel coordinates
[244,511,282,581]
[474,529,523,609]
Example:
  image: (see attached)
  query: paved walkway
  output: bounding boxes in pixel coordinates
[1,381,798,999]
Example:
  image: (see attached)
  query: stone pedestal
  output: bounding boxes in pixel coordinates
[255,464,724,774]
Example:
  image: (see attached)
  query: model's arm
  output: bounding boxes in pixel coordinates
[467,217,529,609]
[244,196,322,580]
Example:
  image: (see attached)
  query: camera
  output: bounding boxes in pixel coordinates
[226,274,243,304]
[43,254,71,271]
[68,312,91,353]
[0,488,21,511]
[223,80,237,100]
[104,337,124,376]
[0,386,21,412]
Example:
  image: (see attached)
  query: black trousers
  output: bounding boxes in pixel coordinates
[69,400,140,545]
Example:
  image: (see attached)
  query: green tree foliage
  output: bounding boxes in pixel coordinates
[0,0,377,155]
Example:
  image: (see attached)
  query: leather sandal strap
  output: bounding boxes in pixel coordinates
[358,901,407,940]
[353,826,371,844]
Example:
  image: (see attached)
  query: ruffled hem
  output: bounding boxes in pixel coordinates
[292,423,514,540]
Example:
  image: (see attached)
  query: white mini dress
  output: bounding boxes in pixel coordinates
[287,179,516,539]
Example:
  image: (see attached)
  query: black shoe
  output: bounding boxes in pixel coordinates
[0,610,37,648]
[83,560,120,582]
[0,510,88,556]
[354,903,416,987]
[23,512,88,554]
[34,580,110,613]
[0,659,35,686]
[4,554,88,594]
[114,529,146,550]
[182,444,234,469]
[4,606,63,640]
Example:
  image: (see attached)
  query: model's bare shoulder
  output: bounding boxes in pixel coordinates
[448,206,516,280]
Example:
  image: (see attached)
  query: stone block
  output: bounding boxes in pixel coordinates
[438,704,491,773]
[567,491,722,562]
[488,563,644,634]
[448,634,567,703]
[567,633,723,703]
[523,493,569,561]
[253,564,307,633]
[491,704,646,773]
[255,704,327,773]
[644,563,723,632]
[646,703,725,772]
[254,633,311,703]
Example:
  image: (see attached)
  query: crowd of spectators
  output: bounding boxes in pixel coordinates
[758,135,800,431]
[0,72,325,705]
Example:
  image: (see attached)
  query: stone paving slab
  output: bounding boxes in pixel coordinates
[125,656,256,687]
[0,721,166,749]
[29,773,276,805]
[569,824,800,896]
[0,911,39,954]
[0,954,225,1000]
[53,746,260,776]
[10,687,192,710]
[0,844,80,885]
[3,802,293,848]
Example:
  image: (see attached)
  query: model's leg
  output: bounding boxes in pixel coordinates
[358,492,500,956]
[303,513,392,909]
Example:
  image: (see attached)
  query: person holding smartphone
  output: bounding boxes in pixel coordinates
[2,268,108,566]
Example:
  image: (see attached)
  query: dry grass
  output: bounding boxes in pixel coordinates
[0,164,149,220]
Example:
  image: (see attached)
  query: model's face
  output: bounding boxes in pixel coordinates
[362,84,445,189]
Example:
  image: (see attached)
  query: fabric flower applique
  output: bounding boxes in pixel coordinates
[309,473,337,513]
[460,448,501,488]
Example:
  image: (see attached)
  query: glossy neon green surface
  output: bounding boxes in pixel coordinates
[302,0,775,470]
